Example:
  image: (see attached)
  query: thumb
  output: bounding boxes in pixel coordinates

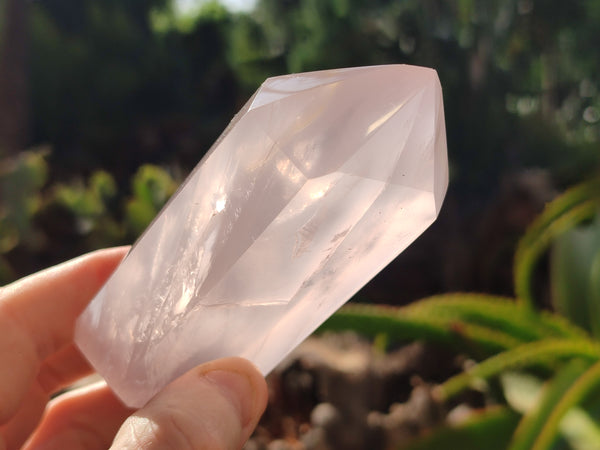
[110,357,268,450]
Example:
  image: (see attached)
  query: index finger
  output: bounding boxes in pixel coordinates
[0,247,128,423]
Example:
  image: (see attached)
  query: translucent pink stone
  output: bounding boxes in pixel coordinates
[75,65,448,407]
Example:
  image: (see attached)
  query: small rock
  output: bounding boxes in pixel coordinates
[311,403,341,428]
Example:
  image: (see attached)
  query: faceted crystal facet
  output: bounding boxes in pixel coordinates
[75,65,449,407]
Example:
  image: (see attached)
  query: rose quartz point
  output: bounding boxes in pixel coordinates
[75,64,449,407]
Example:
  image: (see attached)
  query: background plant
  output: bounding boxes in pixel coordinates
[2,0,600,293]
[0,148,179,283]
[320,177,600,449]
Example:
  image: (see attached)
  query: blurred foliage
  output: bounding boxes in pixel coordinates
[0,148,179,284]
[321,177,600,449]
[0,0,596,186]
[125,164,178,235]
[221,0,600,189]
[514,179,600,310]
[0,149,49,279]
[0,0,598,282]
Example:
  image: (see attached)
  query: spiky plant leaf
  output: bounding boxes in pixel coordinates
[402,294,586,340]
[321,302,524,357]
[515,179,600,310]
[324,296,588,360]
[437,340,600,401]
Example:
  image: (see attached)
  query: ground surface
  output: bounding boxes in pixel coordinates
[245,333,479,450]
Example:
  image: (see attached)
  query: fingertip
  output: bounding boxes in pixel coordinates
[111,357,268,449]
[202,357,269,431]
[69,246,130,286]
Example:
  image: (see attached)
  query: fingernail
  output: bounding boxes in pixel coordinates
[205,370,255,427]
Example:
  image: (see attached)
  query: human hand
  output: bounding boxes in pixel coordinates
[0,247,268,449]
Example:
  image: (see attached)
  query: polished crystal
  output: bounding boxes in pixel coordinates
[75,65,449,407]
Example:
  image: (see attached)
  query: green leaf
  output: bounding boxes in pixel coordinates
[0,221,19,253]
[20,148,50,189]
[508,360,591,450]
[90,170,117,201]
[551,212,600,336]
[497,369,600,449]
[438,339,600,401]
[518,179,600,254]
[559,407,600,450]
[321,302,524,357]
[131,164,176,209]
[403,407,520,450]
[528,361,600,450]
[591,252,600,336]
[324,296,588,360]
[125,198,159,237]
[54,182,105,217]
[501,371,544,414]
[0,149,50,241]
[401,294,585,340]
[515,178,600,310]
[516,201,598,310]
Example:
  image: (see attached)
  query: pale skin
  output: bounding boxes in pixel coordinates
[0,247,268,449]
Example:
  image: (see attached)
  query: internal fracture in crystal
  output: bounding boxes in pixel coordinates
[75,65,449,407]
